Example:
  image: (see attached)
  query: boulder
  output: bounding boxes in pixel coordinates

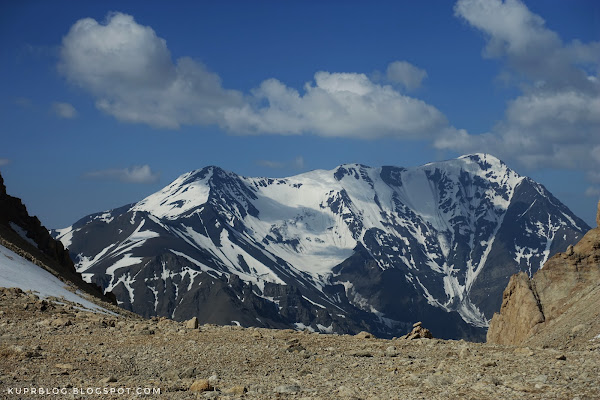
[185,317,198,329]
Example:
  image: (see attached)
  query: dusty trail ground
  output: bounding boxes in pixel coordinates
[0,288,599,400]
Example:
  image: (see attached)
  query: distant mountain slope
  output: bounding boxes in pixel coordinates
[53,154,589,340]
[0,173,116,305]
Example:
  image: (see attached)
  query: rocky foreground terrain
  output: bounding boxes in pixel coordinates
[1,287,599,400]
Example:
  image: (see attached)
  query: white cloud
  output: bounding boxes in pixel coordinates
[585,186,600,198]
[292,156,304,169]
[0,159,10,166]
[436,0,600,174]
[386,61,428,90]
[59,12,244,129]
[257,156,305,170]
[588,170,600,185]
[222,72,449,138]
[256,160,285,169]
[51,102,78,119]
[59,12,452,139]
[84,165,160,184]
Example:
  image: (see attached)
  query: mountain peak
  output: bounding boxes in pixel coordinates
[333,163,373,182]
[458,153,507,169]
[185,165,227,181]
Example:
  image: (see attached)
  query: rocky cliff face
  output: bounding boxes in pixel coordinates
[0,173,116,304]
[487,201,600,348]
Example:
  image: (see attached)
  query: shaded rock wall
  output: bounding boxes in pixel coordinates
[0,173,116,304]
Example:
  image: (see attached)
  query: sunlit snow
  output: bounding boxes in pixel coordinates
[0,244,112,314]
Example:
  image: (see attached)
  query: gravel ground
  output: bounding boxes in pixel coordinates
[1,287,599,400]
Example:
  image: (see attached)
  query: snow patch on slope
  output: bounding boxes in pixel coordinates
[0,244,112,314]
[9,222,37,248]
[132,169,212,219]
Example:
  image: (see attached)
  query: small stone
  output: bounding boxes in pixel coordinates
[348,350,373,357]
[186,317,199,329]
[482,361,497,367]
[54,363,75,370]
[252,330,263,339]
[208,374,219,386]
[100,376,117,384]
[571,324,585,336]
[355,331,373,339]
[287,343,306,353]
[566,245,574,256]
[190,379,213,392]
[385,346,399,357]
[459,347,471,359]
[274,385,301,394]
[514,347,534,357]
[337,386,356,397]
[178,367,197,379]
[51,318,72,327]
[223,386,247,395]
[555,354,567,361]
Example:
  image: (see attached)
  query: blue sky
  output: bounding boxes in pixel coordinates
[1,0,599,229]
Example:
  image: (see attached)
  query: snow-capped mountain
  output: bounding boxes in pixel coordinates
[53,154,589,340]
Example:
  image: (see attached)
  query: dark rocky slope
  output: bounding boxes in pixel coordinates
[0,173,116,304]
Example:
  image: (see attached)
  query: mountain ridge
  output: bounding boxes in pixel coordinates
[53,153,589,340]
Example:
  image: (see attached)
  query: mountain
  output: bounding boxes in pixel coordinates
[52,154,589,340]
[0,172,116,305]
[487,200,600,348]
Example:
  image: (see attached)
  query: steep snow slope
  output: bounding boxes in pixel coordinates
[0,244,112,314]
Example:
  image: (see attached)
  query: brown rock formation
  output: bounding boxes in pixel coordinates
[487,200,600,347]
[403,322,434,340]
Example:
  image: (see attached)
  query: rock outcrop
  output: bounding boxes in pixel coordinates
[403,321,434,340]
[487,201,600,348]
[0,173,116,304]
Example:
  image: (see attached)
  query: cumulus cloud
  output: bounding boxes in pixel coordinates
[84,165,160,184]
[51,102,78,119]
[59,12,244,129]
[59,12,452,139]
[386,61,428,90]
[257,156,304,170]
[222,72,449,138]
[436,0,600,173]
